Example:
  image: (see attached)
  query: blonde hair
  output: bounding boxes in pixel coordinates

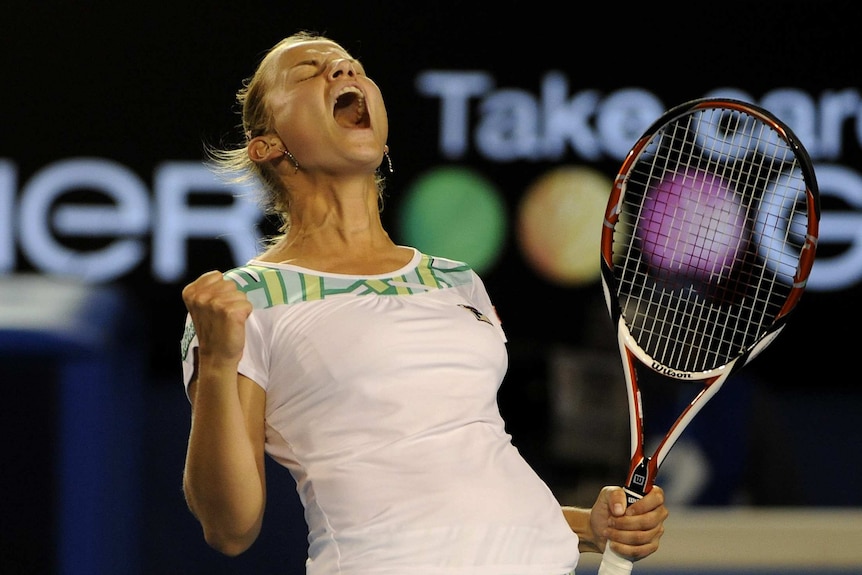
[206,31,386,238]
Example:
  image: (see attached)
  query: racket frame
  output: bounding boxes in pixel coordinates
[599,96,819,503]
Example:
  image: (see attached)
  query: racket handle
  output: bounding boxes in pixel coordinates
[598,544,634,575]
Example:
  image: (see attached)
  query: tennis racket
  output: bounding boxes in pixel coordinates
[596,98,820,574]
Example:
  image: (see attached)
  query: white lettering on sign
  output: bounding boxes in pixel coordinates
[2,78,862,290]
[0,158,262,283]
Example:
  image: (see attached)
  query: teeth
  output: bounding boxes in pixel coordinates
[337,86,363,97]
[336,86,365,106]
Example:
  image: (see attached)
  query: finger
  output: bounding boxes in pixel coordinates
[609,489,627,517]
[626,487,665,515]
[185,273,245,308]
[182,270,225,303]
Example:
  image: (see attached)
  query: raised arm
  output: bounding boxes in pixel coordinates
[182,271,267,556]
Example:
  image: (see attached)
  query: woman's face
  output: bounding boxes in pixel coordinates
[266,39,389,174]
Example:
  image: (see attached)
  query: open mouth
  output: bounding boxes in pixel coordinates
[333,86,369,128]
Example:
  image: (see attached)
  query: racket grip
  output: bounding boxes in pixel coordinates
[598,544,634,575]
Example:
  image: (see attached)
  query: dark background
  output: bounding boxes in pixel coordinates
[1,2,860,574]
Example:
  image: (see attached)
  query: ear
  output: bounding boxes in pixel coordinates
[247,136,286,164]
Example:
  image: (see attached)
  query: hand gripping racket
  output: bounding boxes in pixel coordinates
[596,98,820,574]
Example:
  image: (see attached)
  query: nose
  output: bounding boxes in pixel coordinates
[328,58,356,79]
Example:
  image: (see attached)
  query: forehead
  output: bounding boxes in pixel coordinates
[279,40,353,63]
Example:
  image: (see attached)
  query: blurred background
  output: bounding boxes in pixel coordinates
[2,1,860,573]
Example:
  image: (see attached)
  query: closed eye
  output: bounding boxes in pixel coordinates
[293,60,323,81]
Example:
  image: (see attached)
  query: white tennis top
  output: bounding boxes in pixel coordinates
[181,248,579,575]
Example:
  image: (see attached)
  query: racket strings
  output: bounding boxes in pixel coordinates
[614,105,811,373]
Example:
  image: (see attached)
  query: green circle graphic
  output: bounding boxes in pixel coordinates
[398,166,507,273]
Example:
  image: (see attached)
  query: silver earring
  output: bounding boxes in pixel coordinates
[283,149,299,174]
[384,150,394,174]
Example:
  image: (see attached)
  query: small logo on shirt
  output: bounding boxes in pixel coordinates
[458,304,492,325]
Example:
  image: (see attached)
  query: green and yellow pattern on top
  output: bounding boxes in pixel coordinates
[223,253,474,310]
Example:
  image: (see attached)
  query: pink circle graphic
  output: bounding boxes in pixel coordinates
[639,168,746,281]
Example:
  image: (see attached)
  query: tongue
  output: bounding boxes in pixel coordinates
[334,104,360,128]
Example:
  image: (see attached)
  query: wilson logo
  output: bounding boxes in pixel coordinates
[651,362,693,379]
